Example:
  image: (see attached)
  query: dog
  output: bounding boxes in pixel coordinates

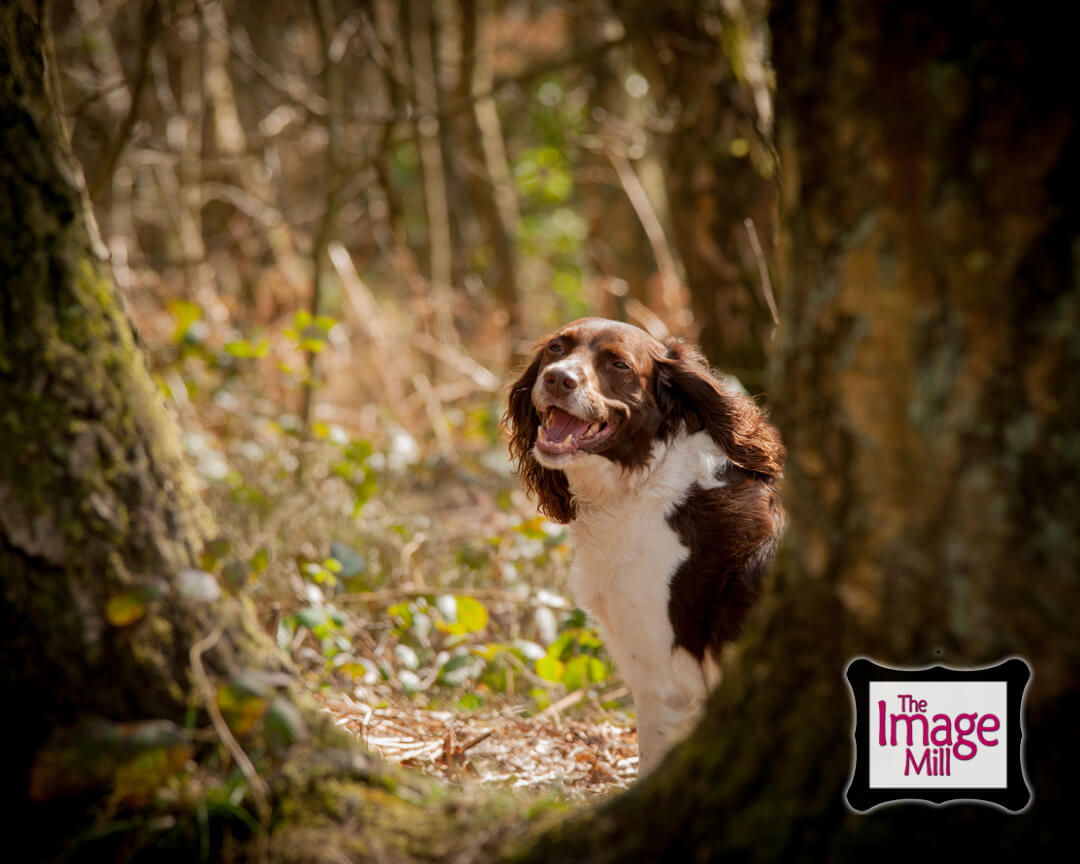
[505,318,785,773]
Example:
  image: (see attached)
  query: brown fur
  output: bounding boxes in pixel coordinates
[504,349,577,523]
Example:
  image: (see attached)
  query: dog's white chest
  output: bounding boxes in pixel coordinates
[566,492,684,631]
[560,434,726,773]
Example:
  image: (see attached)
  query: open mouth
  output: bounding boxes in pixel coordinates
[536,406,618,457]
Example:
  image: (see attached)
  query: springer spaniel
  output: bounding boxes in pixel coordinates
[505,318,785,774]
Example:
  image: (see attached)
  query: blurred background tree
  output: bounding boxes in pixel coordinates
[55,0,777,395]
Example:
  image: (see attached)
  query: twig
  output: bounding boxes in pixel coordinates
[625,297,670,342]
[189,619,270,861]
[744,217,780,326]
[539,688,584,718]
[606,148,683,315]
[301,0,346,440]
[412,372,457,462]
[411,331,501,391]
[459,729,494,754]
[398,530,428,588]
[198,2,328,118]
[89,0,162,196]
[330,242,381,339]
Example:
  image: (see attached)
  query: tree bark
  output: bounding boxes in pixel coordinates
[0,8,466,859]
[1,0,215,775]
[465,0,523,354]
[506,0,1078,859]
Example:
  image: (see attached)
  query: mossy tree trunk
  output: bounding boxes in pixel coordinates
[0,8,528,861]
[1,0,217,796]
[508,1,1078,859]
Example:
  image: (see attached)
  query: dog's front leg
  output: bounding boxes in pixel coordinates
[633,648,710,775]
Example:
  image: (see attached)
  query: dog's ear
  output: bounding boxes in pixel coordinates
[502,350,576,523]
[654,339,785,481]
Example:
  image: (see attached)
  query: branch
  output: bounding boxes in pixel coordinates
[88,0,162,197]
[189,619,270,859]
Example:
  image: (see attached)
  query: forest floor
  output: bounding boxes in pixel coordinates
[132,289,639,801]
[316,690,637,797]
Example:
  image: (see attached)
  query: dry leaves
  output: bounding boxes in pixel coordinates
[316,691,638,797]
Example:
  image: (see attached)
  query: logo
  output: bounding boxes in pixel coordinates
[845,657,1031,812]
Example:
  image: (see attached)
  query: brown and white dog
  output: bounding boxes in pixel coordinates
[505,318,785,773]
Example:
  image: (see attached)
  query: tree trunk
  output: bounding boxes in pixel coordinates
[507,0,1078,859]
[615,0,777,389]
[1,0,215,787]
[465,0,523,356]
[1,8,467,859]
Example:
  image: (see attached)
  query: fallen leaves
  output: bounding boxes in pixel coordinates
[316,691,638,798]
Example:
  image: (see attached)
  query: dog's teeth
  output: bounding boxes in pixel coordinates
[586,423,598,436]
[562,434,573,445]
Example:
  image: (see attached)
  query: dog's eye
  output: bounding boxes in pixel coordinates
[612,359,631,371]
[548,342,563,354]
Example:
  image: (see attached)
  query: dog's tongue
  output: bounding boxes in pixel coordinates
[544,408,590,441]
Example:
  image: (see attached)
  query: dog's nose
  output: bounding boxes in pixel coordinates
[544,368,578,393]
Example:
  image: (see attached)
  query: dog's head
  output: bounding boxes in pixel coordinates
[504,318,784,522]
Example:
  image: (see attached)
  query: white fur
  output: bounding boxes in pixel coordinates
[549,430,728,774]
[530,357,603,425]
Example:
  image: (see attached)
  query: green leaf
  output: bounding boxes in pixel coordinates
[535,656,565,682]
[388,602,413,631]
[455,596,489,633]
[200,537,231,570]
[222,559,251,590]
[438,654,483,686]
[456,692,483,711]
[224,339,268,359]
[562,655,586,691]
[276,616,296,650]
[169,300,202,342]
[264,698,306,755]
[329,542,365,577]
[546,631,575,661]
[251,547,270,574]
[563,655,607,691]
[575,629,603,649]
[588,656,608,682]
[296,607,326,629]
[104,581,165,628]
[106,592,146,627]
[513,517,547,540]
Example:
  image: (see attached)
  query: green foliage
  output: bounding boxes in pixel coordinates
[514,146,573,204]
[283,310,339,355]
[331,439,377,517]
[531,625,610,692]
